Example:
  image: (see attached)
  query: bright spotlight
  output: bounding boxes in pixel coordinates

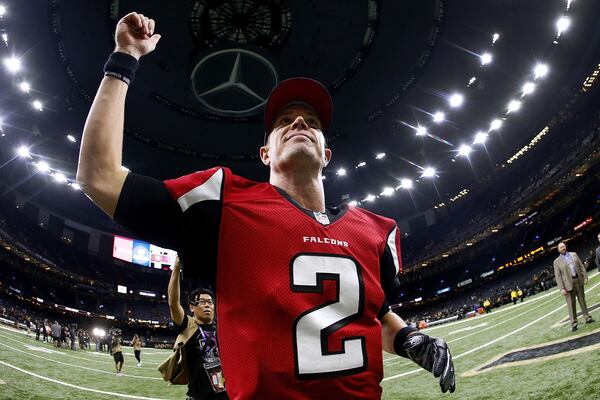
[507,100,522,113]
[337,168,346,176]
[348,200,358,207]
[421,167,436,178]
[67,134,77,143]
[556,16,571,36]
[364,194,376,202]
[415,125,428,136]
[534,63,549,79]
[375,152,386,160]
[70,183,81,190]
[3,56,21,74]
[380,187,395,197]
[1,33,7,45]
[17,146,30,158]
[448,93,464,108]
[457,144,473,157]
[473,131,488,145]
[480,53,493,66]
[489,119,503,131]
[35,161,50,173]
[53,173,67,183]
[492,33,500,44]
[19,81,31,93]
[433,111,445,123]
[0,5,6,17]
[521,82,535,96]
[400,178,413,189]
[32,100,43,111]
[467,77,477,87]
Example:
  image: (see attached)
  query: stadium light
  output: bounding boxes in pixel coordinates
[70,183,81,190]
[399,178,413,189]
[521,82,535,97]
[534,63,549,79]
[1,33,7,45]
[375,152,386,159]
[32,100,43,111]
[17,146,30,158]
[433,111,445,123]
[3,56,21,74]
[19,81,31,93]
[556,16,571,37]
[457,144,473,157]
[337,168,346,176]
[507,100,522,114]
[53,172,67,183]
[415,125,428,136]
[35,161,50,173]
[448,93,464,108]
[67,134,77,143]
[473,131,488,145]
[0,5,6,17]
[421,167,436,178]
[492,33,500,44]
[356,161,366,168]
[467,77,477,87]
[348,200,358,207]
[364,194,376,202]
[380,187,394,197]
[480,52,493,66]
[489,119,503,131]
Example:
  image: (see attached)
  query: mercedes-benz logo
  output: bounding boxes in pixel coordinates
[191,48,278,117]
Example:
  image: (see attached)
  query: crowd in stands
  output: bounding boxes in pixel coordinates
[403,92,600,266]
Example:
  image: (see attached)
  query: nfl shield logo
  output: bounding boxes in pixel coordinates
[313,212,330,225]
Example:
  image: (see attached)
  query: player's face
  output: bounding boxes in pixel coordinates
[558,243,567,254]
[190,293,215,323]
[261,104,331,173]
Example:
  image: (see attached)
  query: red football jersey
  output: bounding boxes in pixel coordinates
[117,167,402,399]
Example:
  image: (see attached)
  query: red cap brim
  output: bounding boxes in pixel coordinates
[264,77,332,143]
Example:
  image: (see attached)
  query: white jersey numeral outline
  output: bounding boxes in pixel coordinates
[290,253,367,379]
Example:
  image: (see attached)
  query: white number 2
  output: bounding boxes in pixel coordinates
[291,254,366,378]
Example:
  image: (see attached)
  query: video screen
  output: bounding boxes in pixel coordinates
[113,235,177,270]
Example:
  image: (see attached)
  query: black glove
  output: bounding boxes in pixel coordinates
[394,327,456,393]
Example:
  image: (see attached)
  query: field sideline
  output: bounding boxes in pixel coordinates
[0,273,599,399]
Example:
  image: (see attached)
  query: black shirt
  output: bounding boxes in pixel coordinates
[175,319,228,400]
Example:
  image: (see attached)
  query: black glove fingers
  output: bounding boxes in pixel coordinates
[432,340,447,377]
[439,347,456,393]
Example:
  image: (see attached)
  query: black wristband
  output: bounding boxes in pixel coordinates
[103,52,139,85]
[393,326,418,358]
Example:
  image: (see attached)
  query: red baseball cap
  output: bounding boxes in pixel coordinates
[263,77,332,143]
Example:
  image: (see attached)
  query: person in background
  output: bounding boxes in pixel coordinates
[111,333,125,375]
[553,242,595,332]
[510,289,518,305]
[168,257,228,400]
[132,334,142,367]
[51,321,61,347]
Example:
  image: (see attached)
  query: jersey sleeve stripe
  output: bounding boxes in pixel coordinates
[176,168,224,212]
[386,227,401,275]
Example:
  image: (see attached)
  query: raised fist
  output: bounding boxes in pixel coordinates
[114,12,161,60]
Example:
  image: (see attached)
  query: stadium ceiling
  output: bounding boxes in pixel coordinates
[1,0,600,228]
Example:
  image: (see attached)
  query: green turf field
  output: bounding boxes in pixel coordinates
[1,273,599,399]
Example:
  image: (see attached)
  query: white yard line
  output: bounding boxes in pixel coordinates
[0,360,168,400]
[0,328,160,371]
[0,341,162,380]
[382,280,600,382]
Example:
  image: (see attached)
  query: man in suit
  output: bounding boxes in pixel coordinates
[553,242,594,332]
[595,233,600,273]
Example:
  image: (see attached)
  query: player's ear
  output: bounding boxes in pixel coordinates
[260,145,270,166]
[323,148,332,167]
